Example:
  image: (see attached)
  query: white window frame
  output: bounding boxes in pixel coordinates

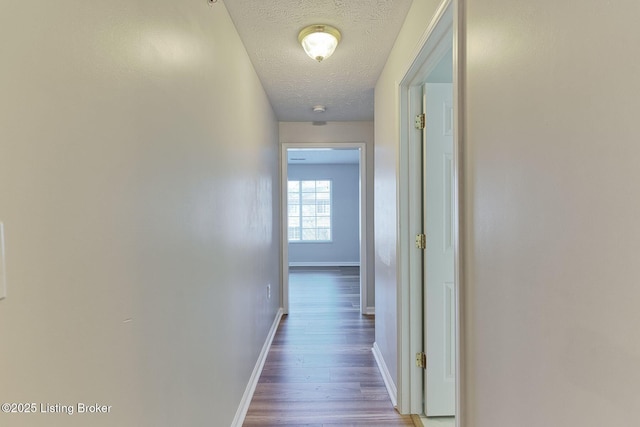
[287,179,333,243]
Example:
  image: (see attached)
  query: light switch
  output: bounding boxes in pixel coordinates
[0,222,6,300]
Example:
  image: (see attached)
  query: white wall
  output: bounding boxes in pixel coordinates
[463,1,640,426]
[373,0,442,387]
[288,164,360,266]
[0,2,280,426]
[280,121,375,307]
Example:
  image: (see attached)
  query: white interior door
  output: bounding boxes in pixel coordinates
[423,82,455,416]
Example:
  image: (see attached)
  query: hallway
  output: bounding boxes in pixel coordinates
[243,267,414,426]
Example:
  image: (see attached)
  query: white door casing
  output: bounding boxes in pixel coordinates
[280,143,368,315]
[395,0,462,419]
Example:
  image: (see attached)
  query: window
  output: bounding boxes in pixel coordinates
[288,180,331,242]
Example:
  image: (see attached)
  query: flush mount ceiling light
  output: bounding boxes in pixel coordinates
[313,105,326,113]
[298,24,341,62]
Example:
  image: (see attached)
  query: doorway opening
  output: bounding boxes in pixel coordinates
[397,0,462,425]
[280,143,368,315]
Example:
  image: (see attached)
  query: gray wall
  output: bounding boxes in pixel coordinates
[374,0,444,389]
[288,163,360,266]
[0,2,280,426]
[375,0,640,425]
[463,1,640,425]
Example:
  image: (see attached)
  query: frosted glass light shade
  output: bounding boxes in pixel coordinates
[298,25,341,62]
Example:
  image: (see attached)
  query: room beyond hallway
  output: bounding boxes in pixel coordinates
[242,267,414,426]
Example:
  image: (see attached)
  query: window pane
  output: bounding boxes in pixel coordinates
[288,216,300,227]
[316,181,330,192]
[302,229,316,240]
[317,228,330,241]
[316,200,330,215]
[317,217,330,228]
[302,217,316,228]
[288,193,300,204]
[302,192,316,203]
[301,181,316,192]
[289,227,300,241]
[302,204,315,216]
[288,180,300,242]
[316,191,330,201]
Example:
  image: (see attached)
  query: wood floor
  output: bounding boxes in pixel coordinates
[243,267,415,427]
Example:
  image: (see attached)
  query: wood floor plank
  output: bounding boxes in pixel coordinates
[243,267,414,427]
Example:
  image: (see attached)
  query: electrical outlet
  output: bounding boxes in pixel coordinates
[0,222,6,300]
[267,284,271,299]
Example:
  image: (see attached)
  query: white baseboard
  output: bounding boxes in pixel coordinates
[363,306,375,315]
[372,342,397,407]
[288,261,360,267]
[417,416,456,427]
[231,307,283,427]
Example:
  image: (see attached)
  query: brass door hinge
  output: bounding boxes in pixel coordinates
[415,233,426,249]
[415,113,426,130]
[416,352,427,369]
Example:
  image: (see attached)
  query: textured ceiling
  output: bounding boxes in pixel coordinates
[224,0,413,122]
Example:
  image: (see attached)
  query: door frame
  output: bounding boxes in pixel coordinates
[280,142,368,315]
[396,0,465,423]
